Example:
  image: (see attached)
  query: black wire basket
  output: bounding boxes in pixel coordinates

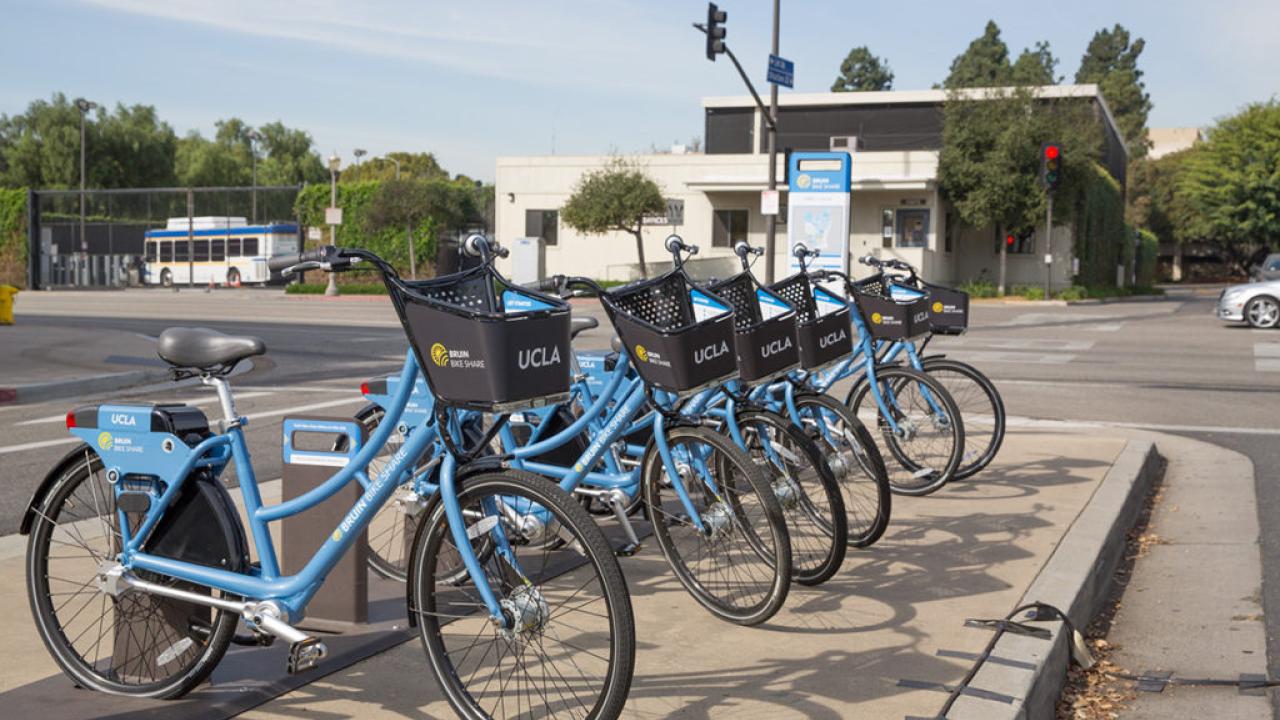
[388,263,571,411]
[707,272,800,383]
[851,274,931,340]
[769,272,853,370]
[920,281,969,335]
[601,270,738,394]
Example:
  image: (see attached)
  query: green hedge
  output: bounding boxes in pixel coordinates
[0,189,27,286]
[1073,163,1127,287]
[1135,228,1158,288]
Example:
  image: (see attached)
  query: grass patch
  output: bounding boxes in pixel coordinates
[284,282,388,295]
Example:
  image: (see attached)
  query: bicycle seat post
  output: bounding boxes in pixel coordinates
[204,373,242,431]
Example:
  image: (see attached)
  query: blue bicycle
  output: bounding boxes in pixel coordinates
[22,243,636,719]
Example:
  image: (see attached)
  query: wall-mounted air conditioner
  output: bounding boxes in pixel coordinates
[829,136,863,152]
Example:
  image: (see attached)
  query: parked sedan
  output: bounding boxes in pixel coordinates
[1219,279,1280,328]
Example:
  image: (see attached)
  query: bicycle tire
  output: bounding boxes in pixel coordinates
[789,393,893,548]
[26,446,238,699]
[735,409,847,586]
[846,365,965,496]
[410,470,635,720]
[641,425,791,626]
[920,357,1005,480]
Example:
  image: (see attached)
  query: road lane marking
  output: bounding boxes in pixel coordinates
[1006,415,1280,436]
[944,351,1076,364]
[936,338,1094,351]
[1085,323,1123,332]
[0,437,80,456]
[1256,342,1280,372]
[15,391,275,426]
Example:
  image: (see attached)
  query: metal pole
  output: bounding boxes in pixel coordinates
[186,188,194,289]
[79,110,86,273]
[326,167,339,296]
[251,145,258,224]
[1044,194,1054,300]
[763,0,780,284]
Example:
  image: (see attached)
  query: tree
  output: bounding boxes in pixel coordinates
[560,158,665,278]
[255,121,326,186]
[943,21,1012,89]
[1075,24,1152,156]
[1181,101,1280,275]
[366,177,475,278]
[339,151,450,183]
[1011,42,1058,85]
[1127,148,1199,279]
[831,46,894,92]
[937,87,1102,293]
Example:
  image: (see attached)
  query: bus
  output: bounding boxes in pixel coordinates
[142,217,300,286]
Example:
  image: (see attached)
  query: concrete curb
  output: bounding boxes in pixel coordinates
[1065,294,1168,306]
[0,369,171,405]
[945,440,1162,720]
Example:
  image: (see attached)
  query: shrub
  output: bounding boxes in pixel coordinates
[957,279,998,298]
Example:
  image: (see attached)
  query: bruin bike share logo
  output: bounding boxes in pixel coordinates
[870,312,883,325]
[97,432,114,451]
[694,341,730,365]
[932,301,944,313]
[634,345,649,362]
[517,345,562,370]
[760,335,793,358]
[430,342,449,367]
[818,326,848,348]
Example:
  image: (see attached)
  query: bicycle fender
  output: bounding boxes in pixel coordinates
[20,442,100,535]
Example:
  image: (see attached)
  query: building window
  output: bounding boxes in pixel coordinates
[896,209,929,248]
[713,209,749,248]
[525,209,559,246]
[995,229,1036,254]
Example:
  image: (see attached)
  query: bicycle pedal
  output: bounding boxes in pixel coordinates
[615,541,642,557]
[286,637,327,674]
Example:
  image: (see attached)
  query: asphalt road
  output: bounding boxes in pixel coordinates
[2,285,1279,712]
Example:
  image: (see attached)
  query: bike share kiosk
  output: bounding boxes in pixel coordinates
[786,152,852,277]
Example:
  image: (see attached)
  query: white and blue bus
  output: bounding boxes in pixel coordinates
[143,217,300,286]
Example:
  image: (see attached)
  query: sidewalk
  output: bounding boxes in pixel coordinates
[0,426,1177,717]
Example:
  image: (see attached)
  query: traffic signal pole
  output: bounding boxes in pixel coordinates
[763,0,780,284]
[1045,194,1053,300]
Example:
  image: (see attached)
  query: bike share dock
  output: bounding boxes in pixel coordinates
[0,422,1154,718]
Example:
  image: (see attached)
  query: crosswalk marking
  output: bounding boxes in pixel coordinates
[1256,342,1280,372]
[944,350,1076,365]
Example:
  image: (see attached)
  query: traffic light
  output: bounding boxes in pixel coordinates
[1041,142,1062,192]
[705,3,727,61]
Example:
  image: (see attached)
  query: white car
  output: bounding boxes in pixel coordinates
[1218,280,1280,328]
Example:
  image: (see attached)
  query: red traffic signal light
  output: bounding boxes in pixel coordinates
[1040,142,1063,192]
[1006,234,1015,247]
[1044,144,1060,160]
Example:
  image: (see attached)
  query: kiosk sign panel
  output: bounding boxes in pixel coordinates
[787,152,851,276]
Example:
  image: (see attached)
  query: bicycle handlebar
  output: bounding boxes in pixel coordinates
[462,234,509,259]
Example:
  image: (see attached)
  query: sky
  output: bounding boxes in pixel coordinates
[1,0,1276,181]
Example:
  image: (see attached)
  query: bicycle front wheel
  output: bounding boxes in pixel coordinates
[847,366,965,496]
[642,425,792,626]
[790,392,892,548]
[735,409,847,586]
[410,470,635,720]
[921,358,1006,480]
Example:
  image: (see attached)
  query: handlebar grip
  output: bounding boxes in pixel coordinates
[525,275,565,293]
[268,246,332,272]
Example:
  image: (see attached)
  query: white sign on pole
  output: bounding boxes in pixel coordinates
[307,227,323,242]
[760,189,779,216]
[325,207,343,226]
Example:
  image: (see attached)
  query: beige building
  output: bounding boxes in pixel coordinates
[1148,127,1202,159]
[495,85,1128,289]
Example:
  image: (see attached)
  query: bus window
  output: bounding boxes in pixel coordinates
[159,241,172,262]
[146,242,158,262]
[242,237,259,256]
[194,240,209,262]
[227,238,241,257]
[211,239,225,261]
[174,241,190,262]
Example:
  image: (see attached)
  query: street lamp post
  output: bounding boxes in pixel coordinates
[353,148,367,168]
[75,97,97,284]
[326,153,341,297]
[247,128,262,224]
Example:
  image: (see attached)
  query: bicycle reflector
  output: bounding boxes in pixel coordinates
[1041,142,1063,192]
[65,411,76,428]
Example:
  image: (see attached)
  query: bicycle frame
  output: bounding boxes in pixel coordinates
[96,349,510,623]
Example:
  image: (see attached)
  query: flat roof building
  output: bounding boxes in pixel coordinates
[495,84,1128,288]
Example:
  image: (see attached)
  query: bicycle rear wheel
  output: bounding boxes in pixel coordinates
[26,446,238,698]
[642,425,791,625]
[921,358,1005,480]
[790,393,892,548]
[847,366,965,496]
[410,470,635,720]
[735,409,847,586]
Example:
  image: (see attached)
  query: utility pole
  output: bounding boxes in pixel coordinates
[763,0,780,283]
[247,128,262,224]
[326,153,341,297]
[75,97,97,281]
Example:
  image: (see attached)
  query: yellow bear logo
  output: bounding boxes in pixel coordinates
[634,345,649,362]
[97,432,113,451]
[932,301,943,313]
[870,312,883,325]
[430,343,449,367]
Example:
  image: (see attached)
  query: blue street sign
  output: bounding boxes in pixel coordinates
[767,54,794,88]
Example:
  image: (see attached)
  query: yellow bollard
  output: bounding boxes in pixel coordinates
[0,285,18,325]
